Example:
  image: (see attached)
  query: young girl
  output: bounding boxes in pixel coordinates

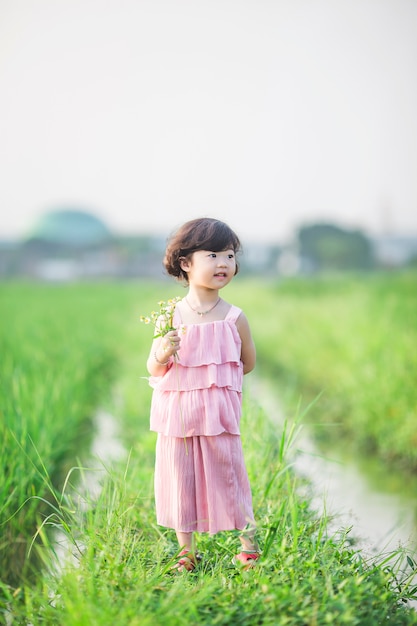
[146,217,259,571]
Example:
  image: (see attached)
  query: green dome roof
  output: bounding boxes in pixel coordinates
[29,209,111,246]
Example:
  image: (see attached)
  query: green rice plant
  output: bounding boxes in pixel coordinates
[6,391,417,625]
[0,282,122,586]
[228,272,417,472]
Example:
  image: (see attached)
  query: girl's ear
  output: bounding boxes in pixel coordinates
[179,256,191,272]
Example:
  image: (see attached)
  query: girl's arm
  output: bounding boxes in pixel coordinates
[236,312,256,374]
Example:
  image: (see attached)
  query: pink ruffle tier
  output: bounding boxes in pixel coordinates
[149,305,243,437]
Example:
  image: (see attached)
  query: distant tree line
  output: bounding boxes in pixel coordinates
[297,223,374,272]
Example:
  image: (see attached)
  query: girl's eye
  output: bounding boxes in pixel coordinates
[228,254,234,259]
[209,253,217,258]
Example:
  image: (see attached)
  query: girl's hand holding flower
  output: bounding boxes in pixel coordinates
[141,297,183,373]
[160,329,181,360]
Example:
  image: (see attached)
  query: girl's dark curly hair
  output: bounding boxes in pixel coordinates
[163,217,242,283]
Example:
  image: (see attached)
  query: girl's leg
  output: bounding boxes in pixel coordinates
[173,531,196,572]
[234,524,260,568]
[239,524,259,553]
[176,531,194,553]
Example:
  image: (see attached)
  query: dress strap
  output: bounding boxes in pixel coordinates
[225,305,242,323]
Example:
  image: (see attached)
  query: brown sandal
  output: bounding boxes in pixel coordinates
[171,549,198,572]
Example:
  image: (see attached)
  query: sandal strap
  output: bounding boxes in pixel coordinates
[178,549,195,561]
[174,549,197,571]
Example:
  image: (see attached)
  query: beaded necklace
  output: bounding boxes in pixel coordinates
[185,296,221,317]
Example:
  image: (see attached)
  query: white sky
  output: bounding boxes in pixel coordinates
[1,0,417,243]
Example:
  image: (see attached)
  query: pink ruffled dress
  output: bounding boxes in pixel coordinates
[149,305,255,534]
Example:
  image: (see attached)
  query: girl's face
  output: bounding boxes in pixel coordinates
[181,249,236,289]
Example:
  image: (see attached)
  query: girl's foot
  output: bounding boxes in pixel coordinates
[171,549,198,572]
[233,550,260,570]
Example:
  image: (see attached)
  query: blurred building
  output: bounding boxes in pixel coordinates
[370,235,417,269]
[0,208,167,280]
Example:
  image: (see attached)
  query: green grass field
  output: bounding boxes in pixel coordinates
[242,272,417,470]
[1,274,417,625]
